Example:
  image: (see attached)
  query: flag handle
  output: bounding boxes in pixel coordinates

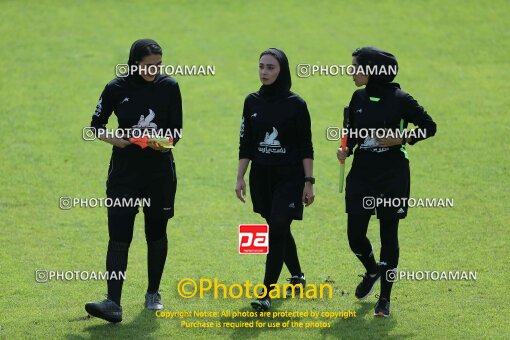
[339,135,347,193]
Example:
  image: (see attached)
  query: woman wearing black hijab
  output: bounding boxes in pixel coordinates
[236,48,315,311]
[337,47,436,317]
[85,39,182,323]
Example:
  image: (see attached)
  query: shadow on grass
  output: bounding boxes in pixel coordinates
[219,299,304,339]
[320,300,414,339]
[66,308,159,339]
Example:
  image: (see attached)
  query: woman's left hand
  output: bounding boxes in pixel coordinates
[376,137,403,147]
[147,141,167,151]
[302,183,315,207]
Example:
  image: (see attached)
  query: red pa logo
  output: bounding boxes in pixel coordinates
[238,224,269,254]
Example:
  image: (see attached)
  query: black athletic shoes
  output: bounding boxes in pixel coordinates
[355,268,381,299]
[85,298,122,323]
[145,291,164,310]
[374,296,391,317]
[251,296,271,311]
[286,273,306,297]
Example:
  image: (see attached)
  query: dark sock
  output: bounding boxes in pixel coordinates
[263,215,291,296]
[348,214,378,274]
[106,240,130,305]
[380,265,395,301]
[147,235,168,293]
[284,230,302,276]
[355,250,378,275]
[144,215,169,293]
[379,218,400,300]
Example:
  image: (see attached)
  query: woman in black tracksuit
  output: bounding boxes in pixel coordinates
[85,39,182,323]
[337,47,436,317]
[235,48,315,311]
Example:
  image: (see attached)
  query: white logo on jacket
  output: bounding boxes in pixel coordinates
[133,109,158,128]
[93,98,102,117]
[240,116,245,137]
[360,137,389,153]
[258,127,286,154]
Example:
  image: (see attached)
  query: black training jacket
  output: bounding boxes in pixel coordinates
[90,74,182,161]
[239,92,313,166]
[346,83,436,161]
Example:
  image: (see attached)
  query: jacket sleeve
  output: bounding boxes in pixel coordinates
[346,92,358,156]
[401,93,437,145]
[168,81,183,145]
[90,83,116,137]
[238,97,253,160]
[296,100,314,159]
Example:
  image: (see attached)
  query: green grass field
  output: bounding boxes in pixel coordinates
[1,0,509,338]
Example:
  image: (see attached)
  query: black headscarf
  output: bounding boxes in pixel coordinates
[352,46,399,96]
[258,48,292,101]
[128,38,161,66]
[126,38,162,83]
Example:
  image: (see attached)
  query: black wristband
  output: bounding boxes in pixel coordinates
[304,177,315,184]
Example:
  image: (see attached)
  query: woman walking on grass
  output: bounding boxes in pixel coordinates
[235,48,315,311]
[85,39,182,323]
[338,46,436,317]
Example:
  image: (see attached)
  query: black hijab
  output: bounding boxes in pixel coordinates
[126,38,162,83]
[258,48,292,101]
[352,46,399,97]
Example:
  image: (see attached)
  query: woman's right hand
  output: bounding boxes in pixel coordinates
[337,147,349,161]
[99,136,132,149]
[112,138,132,149]
[235,178,247,203]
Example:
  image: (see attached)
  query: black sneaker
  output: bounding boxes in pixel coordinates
[285,273,306,297]
[85,298,122,323]
[374,297,390,317]
[355,268,381,299]
[145,291,163,310]
[251,296,271,311]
